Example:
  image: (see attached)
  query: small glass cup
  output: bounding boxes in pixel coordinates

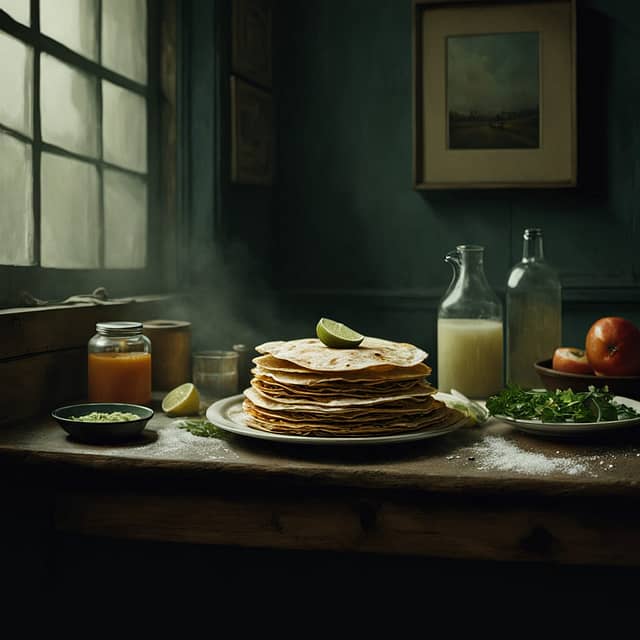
[192,350,239,402]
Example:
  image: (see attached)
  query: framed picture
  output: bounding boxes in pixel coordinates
[232,0,272,88]
[230,75,274,185]
[413,0,576,189]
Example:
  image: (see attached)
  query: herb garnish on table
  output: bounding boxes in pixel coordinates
[175,418,229,439]
[486,385,639,423]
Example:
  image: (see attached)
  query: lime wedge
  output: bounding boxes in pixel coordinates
[316,318,364,348]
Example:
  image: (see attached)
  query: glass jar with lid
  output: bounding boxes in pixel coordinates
[88,321,152,405]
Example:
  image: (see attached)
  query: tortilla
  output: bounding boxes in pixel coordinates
[252,357,432,383]
[254,337,427,371]
[243,397,443,423]
[251,376,433,399]
[243,400,463,437]
[245,385,436,411]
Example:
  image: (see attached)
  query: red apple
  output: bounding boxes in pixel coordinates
[585,317,640,376]
[552,347,594,375]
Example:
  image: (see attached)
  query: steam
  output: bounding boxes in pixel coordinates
[164,236,283,356]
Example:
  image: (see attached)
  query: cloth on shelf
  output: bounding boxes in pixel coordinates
[19,287,134,307]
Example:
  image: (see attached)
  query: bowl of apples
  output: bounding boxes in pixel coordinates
[535,317,640,400]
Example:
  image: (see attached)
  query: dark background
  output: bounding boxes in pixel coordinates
[5,2,640,612]
[180,0,640,389]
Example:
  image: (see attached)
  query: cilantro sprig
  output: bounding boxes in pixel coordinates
[175,418,229,439]
[486,385,639,423]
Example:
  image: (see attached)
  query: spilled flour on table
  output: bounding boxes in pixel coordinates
[102,421,239,461]
[471,436,588,475]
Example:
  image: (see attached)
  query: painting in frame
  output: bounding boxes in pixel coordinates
[232,0,272,88]
[231,75,274,185]
[413,0,576,189]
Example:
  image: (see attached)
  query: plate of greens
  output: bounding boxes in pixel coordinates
[485,385,640,437]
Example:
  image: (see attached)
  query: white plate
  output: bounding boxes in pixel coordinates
[493,394,640,437]
[205,394,468,446]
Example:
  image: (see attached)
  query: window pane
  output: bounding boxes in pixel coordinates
[41,53,98,157]
[40,0,98,61]
[101,0,147,84]
[0,0,30,25]
[104,169,147,269]
[41,153,100,269]
[0,31,32,136]
[102,81,147,172]
[0,132,33,265]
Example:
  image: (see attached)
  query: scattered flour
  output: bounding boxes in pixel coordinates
[100,423,238,461]
[472,436,588,476]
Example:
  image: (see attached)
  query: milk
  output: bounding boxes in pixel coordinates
[437,318,504,399]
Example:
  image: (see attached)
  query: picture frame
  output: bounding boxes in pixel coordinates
[231,0,272,88]
[230,75,274,185]
[413,0,576,189]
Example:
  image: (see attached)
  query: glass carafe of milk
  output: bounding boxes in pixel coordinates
[437,245,503,399]
[506,228,562,388]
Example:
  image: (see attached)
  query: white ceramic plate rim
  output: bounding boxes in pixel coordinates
[493,394,640,434]
[205,394,467,445]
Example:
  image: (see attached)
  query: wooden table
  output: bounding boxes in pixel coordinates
[4,405,640,615]
[3,406,640,564]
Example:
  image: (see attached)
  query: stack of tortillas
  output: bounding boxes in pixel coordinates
[242,337,465,437]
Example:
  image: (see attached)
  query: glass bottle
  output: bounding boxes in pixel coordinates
[506,228,562,388]
[88,321,152,405]
[437,245,503,399]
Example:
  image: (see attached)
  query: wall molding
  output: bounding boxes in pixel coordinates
[278,285,640,309]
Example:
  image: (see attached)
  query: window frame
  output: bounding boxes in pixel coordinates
[0,0,169,308]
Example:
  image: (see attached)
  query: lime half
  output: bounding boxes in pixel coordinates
[316,318,364,348]
[161,382,201,416]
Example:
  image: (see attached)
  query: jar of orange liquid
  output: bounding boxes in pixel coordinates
[88,322,152,405]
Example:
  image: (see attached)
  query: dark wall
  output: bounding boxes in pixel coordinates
[272,0,640,382]
[181,0,279,353]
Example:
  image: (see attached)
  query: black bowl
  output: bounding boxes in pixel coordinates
[534,359,640,400]
[51,402,154,444]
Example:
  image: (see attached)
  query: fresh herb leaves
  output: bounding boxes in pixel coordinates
[175,418,228,438]
[486,385,639,423]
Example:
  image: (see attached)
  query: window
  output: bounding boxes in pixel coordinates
[0,0,152,277]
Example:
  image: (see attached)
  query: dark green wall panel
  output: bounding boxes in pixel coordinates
[271,0,640,382]
[181,0,277,353]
